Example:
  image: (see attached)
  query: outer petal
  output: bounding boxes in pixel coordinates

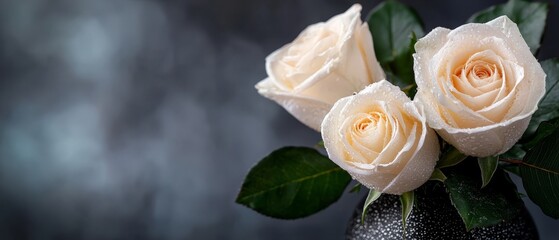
[382,126,439,194]
[294,4,364,97]
[413,27,452,130]
[256,78,331,131]
[321,95,354,170]
[296,7,385,104]
[486,16,546,121]
[295,63,362,104]
[437,115,530,157]
[357,23,385,84]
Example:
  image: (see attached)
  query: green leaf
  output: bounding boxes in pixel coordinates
[383,33,418,93]
[315,140,325,148]
[349,182,362,193]
[499,144,526,159]
[521,127,559,219]
[468,0,548,54]
[501,163,521,177]
[478,156,499,188]
[437,146,467,168]
[526,59,559,136]
[429,168,447,182]
[524,118,559,150]
[445,162,524,230]
[400,191,415,238]
[361,189,382,223]
[367,0,423,92]
[236,147,352,219]
[367,0,423,63]
[401,83,417,98]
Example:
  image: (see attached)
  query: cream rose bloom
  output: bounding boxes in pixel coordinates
[414,16,546,157]
[256,4,384,131]
[321,80,439,195]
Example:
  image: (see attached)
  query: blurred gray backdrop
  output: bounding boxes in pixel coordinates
[0,0,558,239]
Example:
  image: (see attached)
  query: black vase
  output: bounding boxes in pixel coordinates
[346,183,538,240]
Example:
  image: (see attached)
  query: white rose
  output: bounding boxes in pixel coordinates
[414,16,546,157]
[321,80,439,195]
[256,4,385,131]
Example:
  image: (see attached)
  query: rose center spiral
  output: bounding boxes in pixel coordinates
[472,64,492,79]
[354,112,386,133]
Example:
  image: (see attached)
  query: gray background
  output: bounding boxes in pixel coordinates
[0,0,558,239]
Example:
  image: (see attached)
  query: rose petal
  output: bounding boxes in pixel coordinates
[256,78,332,131]
[383,125,439,194]
[353,23,385,86]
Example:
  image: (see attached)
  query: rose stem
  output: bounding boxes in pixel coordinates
[499,158,559,175]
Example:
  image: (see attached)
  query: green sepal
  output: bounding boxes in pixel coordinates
[400,191,415,239]
[361,189,382,223]
[437,146,467,169]
[478,156,499,188]
[349,182,362,193]
[429,168,447,182]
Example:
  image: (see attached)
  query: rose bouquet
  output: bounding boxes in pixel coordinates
[237,0,558,238]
